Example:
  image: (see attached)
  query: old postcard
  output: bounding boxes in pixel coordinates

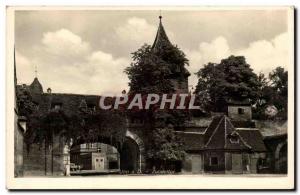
[6,6,294,190]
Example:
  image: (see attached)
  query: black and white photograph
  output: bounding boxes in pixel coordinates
[6,6,294,190]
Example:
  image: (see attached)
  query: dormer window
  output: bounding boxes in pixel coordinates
[229,132,240,144]
[238,108,245,114]
[230,136,239,144]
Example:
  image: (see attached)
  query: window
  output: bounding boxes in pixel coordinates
[230,136,239,144]
[238,108,245,114]
[210,157,218,166]
[51,103,62,110]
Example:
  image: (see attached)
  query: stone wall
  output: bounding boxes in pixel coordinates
[23,134,65,176]
[14,118,24,177]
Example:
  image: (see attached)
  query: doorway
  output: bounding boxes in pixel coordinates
[232,153,243,174]
[94,157,105,171]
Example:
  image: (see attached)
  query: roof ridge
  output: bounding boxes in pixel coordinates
[234,130,252,149]
[204,115,225,147]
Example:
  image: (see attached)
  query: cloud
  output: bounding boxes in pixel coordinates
[185,32,290,88]
[87,51,129,95]
[17,29,129,96]
[186,37,231,73]
[16,27,290,96]
[42,29,90,59]
[115,17,157,48]
[185,36,231,89]
[15,51,36,84]
[236,32,289,74]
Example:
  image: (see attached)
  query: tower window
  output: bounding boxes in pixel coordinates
[238,108,245,114]
[54,105,61,110]
[210,157,218,166]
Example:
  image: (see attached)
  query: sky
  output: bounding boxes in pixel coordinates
[15,9,291,96]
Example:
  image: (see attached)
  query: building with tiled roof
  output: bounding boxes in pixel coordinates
[180,115,267,174]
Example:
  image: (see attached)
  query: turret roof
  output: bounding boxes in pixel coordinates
[152,16,173,52]
[30,77,43,94]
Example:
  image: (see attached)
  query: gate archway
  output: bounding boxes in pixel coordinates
[275,141,287,173]
[68,129,145,174]
[120,130,145,173]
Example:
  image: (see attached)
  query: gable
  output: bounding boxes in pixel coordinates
[204,115,252,151]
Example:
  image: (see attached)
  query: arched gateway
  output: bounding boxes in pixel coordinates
[68,130,145,174]
[122,130,145,173]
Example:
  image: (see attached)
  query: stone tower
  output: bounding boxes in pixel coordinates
[152,15,190,93]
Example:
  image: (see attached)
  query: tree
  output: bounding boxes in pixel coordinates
[125,43,189,170]
[269,67,288,118]
[195,55,260,112]
[77,109,127,148]
[147,125,186,172]
[269,67,288,97]
[125,44,174,94]
[251,67,287,120]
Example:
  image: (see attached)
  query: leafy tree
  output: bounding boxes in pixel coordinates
[125,43,189,169]
[195,55,260,112]
[269,67,288,118]
[252,67,288,120]
[153,43,189,81]
[125,44,174,94]
[76,109,127,148]
[269,67,288,98]
[147,125,186,171]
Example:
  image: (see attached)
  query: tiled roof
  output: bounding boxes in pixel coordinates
[175,131,205,151]
[37,93,107,116]
[30,77,43,94]
[227,99,251,106]
[203,115,223,143]
[236,130,267,152]
[152,17,172,52]
[203,115,266,152]
[231,120,256,128]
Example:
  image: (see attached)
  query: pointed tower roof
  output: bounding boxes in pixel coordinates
[152,15,173,52]
[30,77,43,94]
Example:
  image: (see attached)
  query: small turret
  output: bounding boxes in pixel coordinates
[227,99,252,121]
[29,77,43,94]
